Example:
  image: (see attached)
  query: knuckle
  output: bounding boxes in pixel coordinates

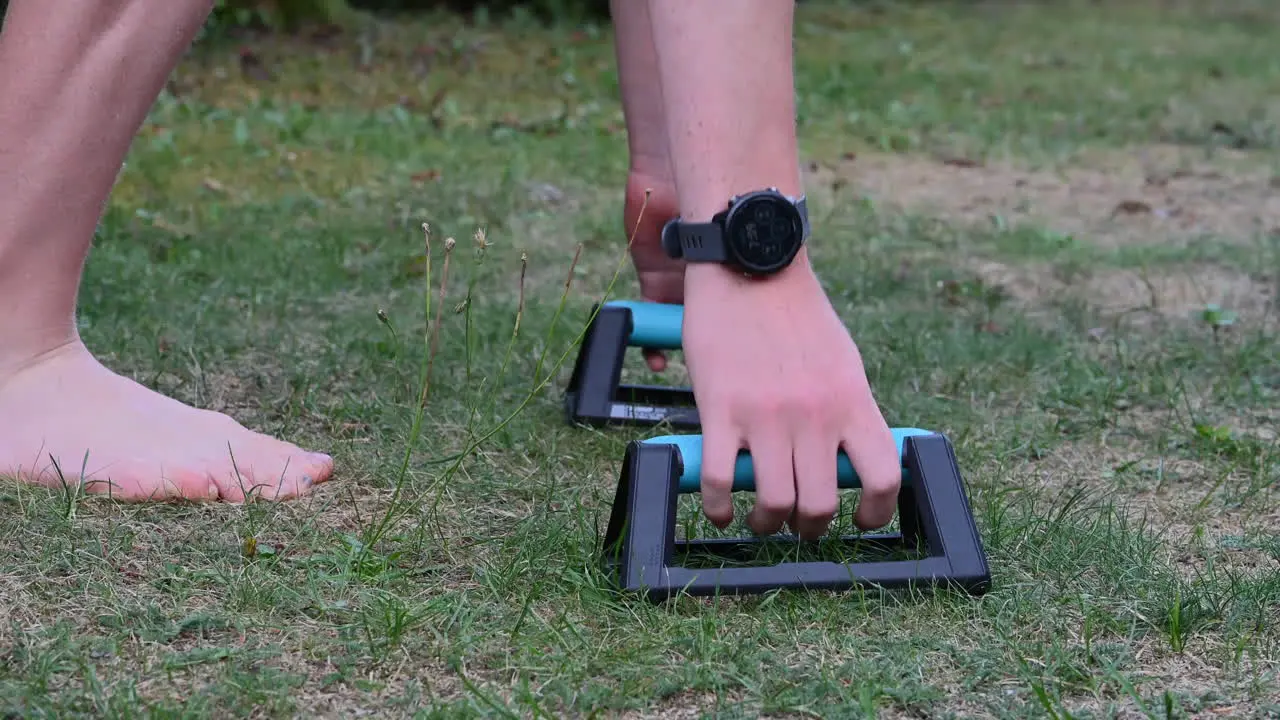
[703,504,733,525]
[791,393,829,421]
[755,492,795,517]
[733,382,867,426]
[742,393,785,420]
[701,473,734,493]
[745,392,825,424]
[861,469,902,499]
[699,394,738,424]
[797,496,839,522]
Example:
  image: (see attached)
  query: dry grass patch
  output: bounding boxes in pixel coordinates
[1039,642,1273,720]
[1001,437,1278,577]
[613,690,753,720]
[963,258,1276,330]
[806,145,1280,249]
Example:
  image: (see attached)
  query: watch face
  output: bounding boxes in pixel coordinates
[725,193,804,274]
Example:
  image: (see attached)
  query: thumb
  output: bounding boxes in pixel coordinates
[637,283,683,373]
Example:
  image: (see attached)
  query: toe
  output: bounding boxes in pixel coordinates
[263,448,333,501]
[210,445,332,503]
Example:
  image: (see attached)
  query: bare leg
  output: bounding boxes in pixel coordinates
[645,0,901,539]
[0,0,333,502]
[610,0,682,371]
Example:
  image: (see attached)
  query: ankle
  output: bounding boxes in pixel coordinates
[0,327,83,381]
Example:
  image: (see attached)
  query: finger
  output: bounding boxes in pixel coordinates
[743,426,796,537]
[642,348,667,372]
[699,424,741,529]
[843,416,902,531]
[789,425,840,541]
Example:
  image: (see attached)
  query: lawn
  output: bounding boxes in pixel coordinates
[2,0,1278,717]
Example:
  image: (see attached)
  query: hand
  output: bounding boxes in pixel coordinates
[680,252,902,540]
[625,178,685,372]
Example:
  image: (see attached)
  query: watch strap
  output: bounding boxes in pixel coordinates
[661,193,810,263]
[661,218,728,262]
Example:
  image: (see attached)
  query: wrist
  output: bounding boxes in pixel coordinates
[679,179,805,225]
[684,245,816,294]
[673,145,805,223]
[676,178,814,292]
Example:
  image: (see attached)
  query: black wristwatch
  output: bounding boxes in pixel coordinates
[660,188,810,276]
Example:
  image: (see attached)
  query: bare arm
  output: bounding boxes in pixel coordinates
[637,0,902,539]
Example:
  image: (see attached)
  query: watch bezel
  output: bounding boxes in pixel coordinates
[722,189,806,275]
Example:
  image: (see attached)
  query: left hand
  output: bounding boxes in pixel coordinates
[626,179,685,372]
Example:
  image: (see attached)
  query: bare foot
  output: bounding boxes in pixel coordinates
[0,343,334,503]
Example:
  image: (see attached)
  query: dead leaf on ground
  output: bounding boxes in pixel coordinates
[1112,199,1153,216]
[976,320,1003,334]
[238,47,274,83]
[940,155,984,169]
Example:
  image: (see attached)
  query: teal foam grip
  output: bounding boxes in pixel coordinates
[602,300,684,350]
[642,428,937,493]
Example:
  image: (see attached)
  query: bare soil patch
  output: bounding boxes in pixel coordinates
[807,145,1280,249]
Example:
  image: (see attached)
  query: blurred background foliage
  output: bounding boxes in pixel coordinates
[0,0,614,35]
[204,0,614,32]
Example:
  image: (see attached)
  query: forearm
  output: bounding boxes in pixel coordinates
[645,0,803,226]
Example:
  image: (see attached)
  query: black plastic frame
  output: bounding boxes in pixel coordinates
[563,303,700,429]
[600,433,991,602]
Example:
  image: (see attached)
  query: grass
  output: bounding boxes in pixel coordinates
[2,0,1279,716]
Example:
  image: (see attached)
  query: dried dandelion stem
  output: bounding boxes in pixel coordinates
[477,249,529,428]
[359,221,441,557]
[437,191,647,489]
[423,197,652,528]
[528,243,582,386]
[419,236,456,408]
[459,226,491,394]
[625,188,651,251]
[515,250,528,334]
[564,243,582,292]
